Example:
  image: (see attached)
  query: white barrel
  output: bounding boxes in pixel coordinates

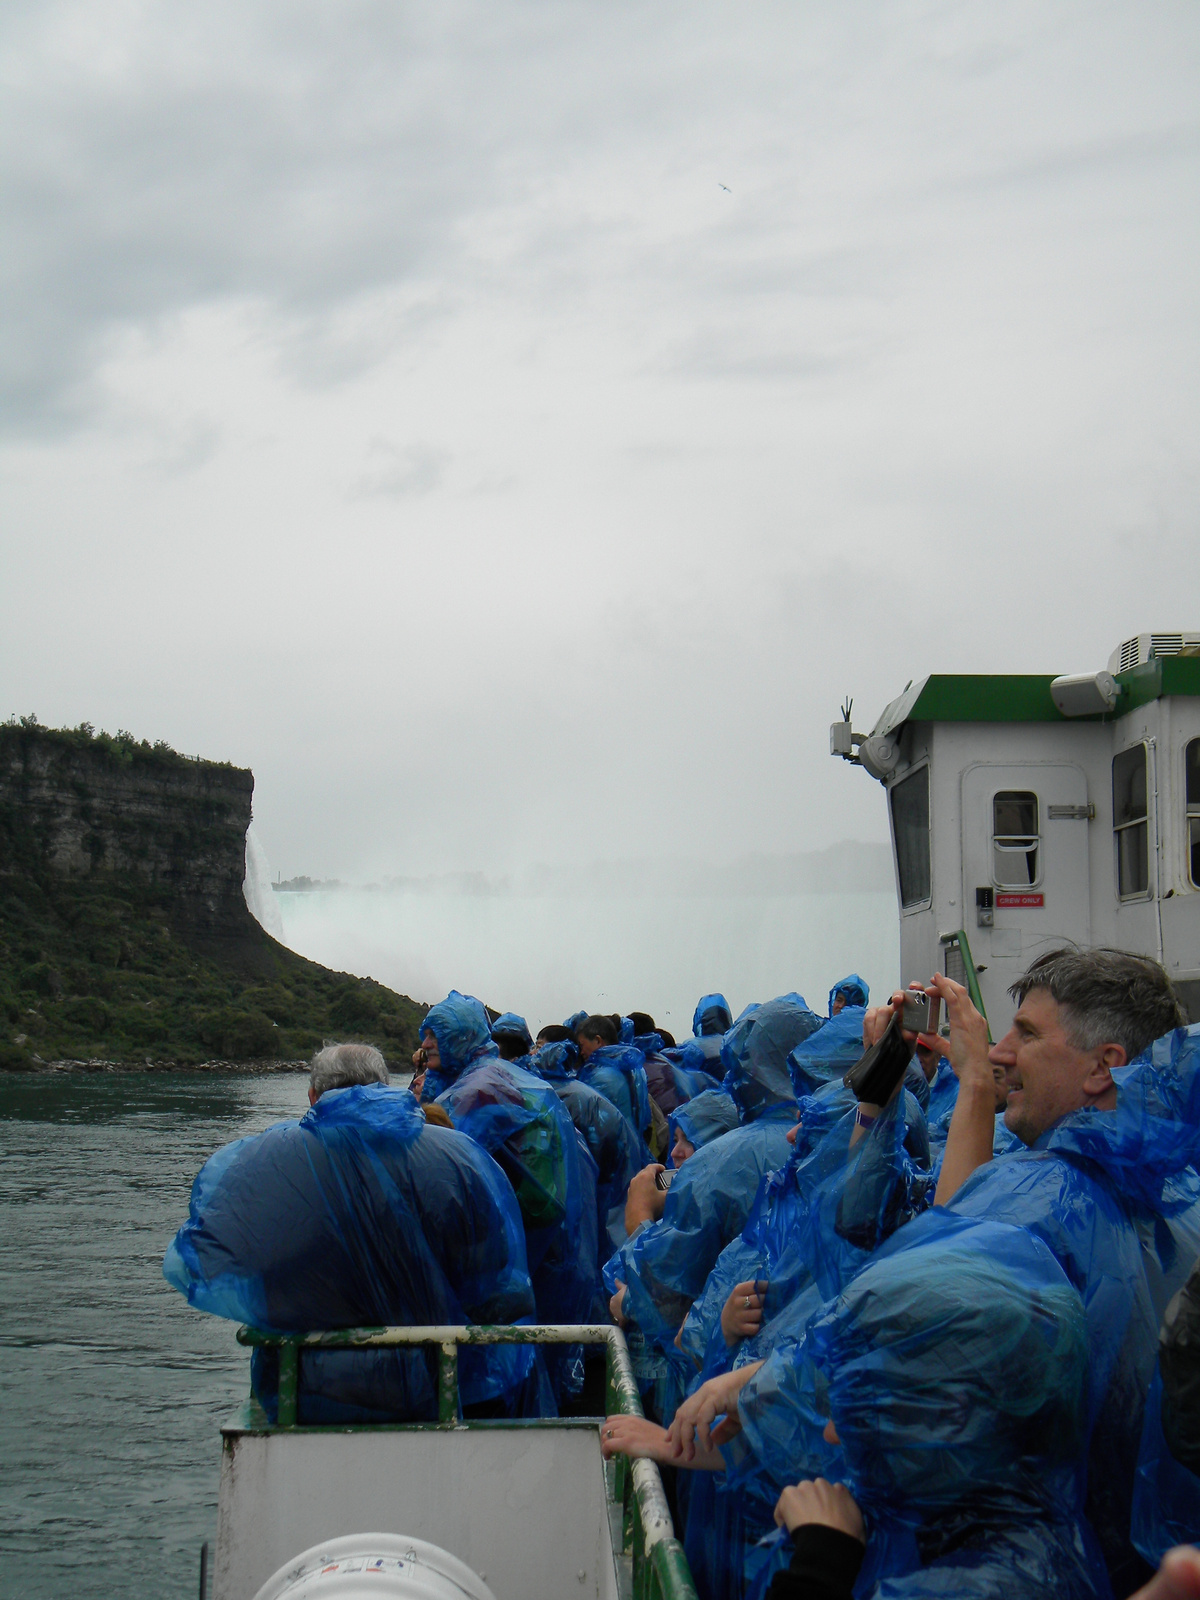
[250,1533,498,1600]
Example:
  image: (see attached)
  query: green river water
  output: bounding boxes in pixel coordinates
[0,1071,314,1599]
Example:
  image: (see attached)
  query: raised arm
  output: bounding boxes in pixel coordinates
[929,974,996,1206]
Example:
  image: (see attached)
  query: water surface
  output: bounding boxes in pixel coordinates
[0,1072,311,1599]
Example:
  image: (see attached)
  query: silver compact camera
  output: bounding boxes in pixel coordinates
[900,989,941,1036]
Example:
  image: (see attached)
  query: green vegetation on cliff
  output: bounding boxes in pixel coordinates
[0,719,426,1070]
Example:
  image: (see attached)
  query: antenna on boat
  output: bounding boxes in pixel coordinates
[840,697,853,722]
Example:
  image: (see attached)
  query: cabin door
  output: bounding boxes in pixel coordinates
[960,763,1092,1019]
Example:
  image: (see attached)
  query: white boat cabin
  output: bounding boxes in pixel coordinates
[831,632,1200,1033]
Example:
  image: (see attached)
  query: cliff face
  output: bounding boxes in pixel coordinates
[0,722,425,1070]
[0,726,253,935]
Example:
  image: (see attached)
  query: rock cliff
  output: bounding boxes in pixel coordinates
[0,720,425,1070]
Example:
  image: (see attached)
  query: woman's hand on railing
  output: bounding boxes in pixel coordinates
[600,1415,675,1462]
[666,1362,763,1460]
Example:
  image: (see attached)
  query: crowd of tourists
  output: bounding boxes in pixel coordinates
[165,950,1200,1599]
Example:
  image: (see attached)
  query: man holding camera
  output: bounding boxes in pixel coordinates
[914,947,1194,1595]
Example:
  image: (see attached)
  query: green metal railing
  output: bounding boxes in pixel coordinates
[940,927,991,1039]
[236,1321,698,1600]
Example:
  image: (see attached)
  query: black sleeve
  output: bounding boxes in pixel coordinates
[1161,1255,1200,1476]
[764,1525,866,1600]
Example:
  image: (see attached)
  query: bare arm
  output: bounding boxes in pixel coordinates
[929,974,996,1206]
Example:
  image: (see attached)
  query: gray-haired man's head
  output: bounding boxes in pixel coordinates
[309,1042,389,1104]
[992,946,1185,1146]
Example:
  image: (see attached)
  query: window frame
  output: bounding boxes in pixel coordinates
[1112,742,1152,901]
[1185,738,1200,891]
[990,789,1041,889]
[889,763,932,912]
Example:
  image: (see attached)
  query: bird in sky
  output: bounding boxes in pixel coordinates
[719,183,731,192]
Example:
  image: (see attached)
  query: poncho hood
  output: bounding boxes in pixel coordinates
[721,994,822,1119]
[534,1039,579,1081]
[813,1212,1089,1518]
[693,993,733,1037]
[490,1011,533,1052]
[670,1088,739,1156]
[828,973,869,1013]
[420,990,497,1087]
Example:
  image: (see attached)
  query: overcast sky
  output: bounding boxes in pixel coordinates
[3,1,1198,880]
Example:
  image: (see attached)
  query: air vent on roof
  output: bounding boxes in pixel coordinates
[1108,633,1200,673]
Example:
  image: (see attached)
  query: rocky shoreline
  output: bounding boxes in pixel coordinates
[8,1057,312,1075]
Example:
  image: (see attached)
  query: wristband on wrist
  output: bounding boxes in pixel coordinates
[854,1106,877,1129]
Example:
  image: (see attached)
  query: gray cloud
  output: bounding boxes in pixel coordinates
[1,0,1198,893]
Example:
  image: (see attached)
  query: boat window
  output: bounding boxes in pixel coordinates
[992,791,1039,887]
[1113,744,1150,898]
[890,765,930,908]
[1186,739,1200,889]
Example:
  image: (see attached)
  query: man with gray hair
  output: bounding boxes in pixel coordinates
[165,1036,543,1424]
[931,946,1186,1196]
[308,1041,389,1105]
[906,948,1197,1595]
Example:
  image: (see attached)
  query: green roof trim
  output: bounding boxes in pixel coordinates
[871,658,1200,736]
[1115,655,1200,713]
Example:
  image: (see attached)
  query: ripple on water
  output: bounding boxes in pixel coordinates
[0,1071,311,1598]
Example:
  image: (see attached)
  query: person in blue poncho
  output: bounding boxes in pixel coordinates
[491,1011,533,1062]
[651,957,1194,1598]
[629,1011,686,1117]
[661,994,737,1103]
[533,1032,643,1263]
[667,1088,739,1167]
[419,991,600,1398]
[604,995,823,1354]
[900,948,1196,1596]
[1133,1251,1200,1567]
[606,1047,932,1600]
[827,974,867,1015]
[695,994,734,1036]
[574,1013,654,1154]
[758,1216,1103,1600]
[163,1042,540,1423]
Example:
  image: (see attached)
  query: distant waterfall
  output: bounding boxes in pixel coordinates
[243,823,285,939]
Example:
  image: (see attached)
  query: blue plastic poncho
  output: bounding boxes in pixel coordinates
[1132,1370,1200,1564]
[786,1010,854,1097]
[694,994,734,1037]
[666,1035,727,1101]
[163,1083,538,1423]
[605,998,818,1351]
[535,1039,642,1263]
[942,1023,1200,1592]
[419,989,497,1099]
[679,1085,933,1379]
[827,972,868,1013]
[421,992,601,1395]
[639,1036,685,1115]
[726,1214,1104,1600]
[721,994,822,1121]
[811,1214,1102,1597]
[577,1043,653,1150]
[1132,1252,1200,1563]
[669,1088,739,1161]
[490,1011,533,1052]
[788,1013,933,1114]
